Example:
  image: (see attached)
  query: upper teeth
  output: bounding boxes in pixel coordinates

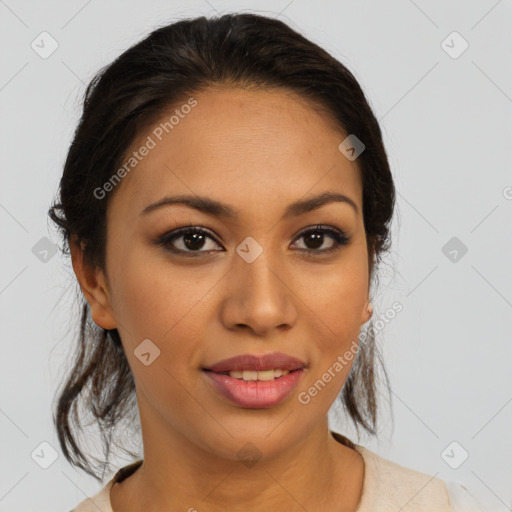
[228,369,290,381]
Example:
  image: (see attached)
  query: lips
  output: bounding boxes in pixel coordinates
[203,352,307,373]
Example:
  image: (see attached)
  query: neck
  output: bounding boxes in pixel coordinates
[111,399,364,512]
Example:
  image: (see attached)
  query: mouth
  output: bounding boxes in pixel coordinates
[203,367,299,381]
[202,352,307,408]
[202,368,305,408]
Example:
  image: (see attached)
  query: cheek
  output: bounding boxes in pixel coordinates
[106,253,211,412]
[295,277,364,415]
[298,356,356,412]
[106,241,227,382]
[297,249,368,399]
[109,236,206,325]
[302,252,368,338]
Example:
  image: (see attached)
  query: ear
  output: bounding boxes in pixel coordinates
[70,237,117,330]
[361,301,373,325]
[363,238,375,325]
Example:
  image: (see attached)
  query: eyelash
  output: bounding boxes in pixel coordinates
[154,224,351,257]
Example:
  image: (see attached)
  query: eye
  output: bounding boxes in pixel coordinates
[154,224,351,257]
[154,225,223,256]
[290,225,351,254]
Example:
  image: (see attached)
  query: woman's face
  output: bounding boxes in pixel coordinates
[84,86,372,461]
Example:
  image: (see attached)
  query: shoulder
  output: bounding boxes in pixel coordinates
[444,480,486,511]
[354,444,453,511]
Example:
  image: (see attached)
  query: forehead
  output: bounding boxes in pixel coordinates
[108,86,362,223]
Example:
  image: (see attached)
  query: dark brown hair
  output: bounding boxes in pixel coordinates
[48,12,395,482]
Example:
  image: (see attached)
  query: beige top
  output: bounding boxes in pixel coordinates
[70,432,483,512]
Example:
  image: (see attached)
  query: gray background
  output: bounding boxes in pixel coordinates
[1,0,511,510]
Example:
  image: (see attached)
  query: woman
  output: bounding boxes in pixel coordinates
[49,13,482,511]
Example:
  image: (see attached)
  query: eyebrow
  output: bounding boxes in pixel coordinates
[140,191,359,219]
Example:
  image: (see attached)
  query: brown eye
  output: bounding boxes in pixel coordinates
[155,227,223,255]
[291,225,350,254]
[154,224,350,258]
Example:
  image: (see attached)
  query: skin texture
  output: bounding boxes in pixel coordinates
[71,86,373,511]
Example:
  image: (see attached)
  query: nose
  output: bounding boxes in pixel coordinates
[219,248,299,336]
